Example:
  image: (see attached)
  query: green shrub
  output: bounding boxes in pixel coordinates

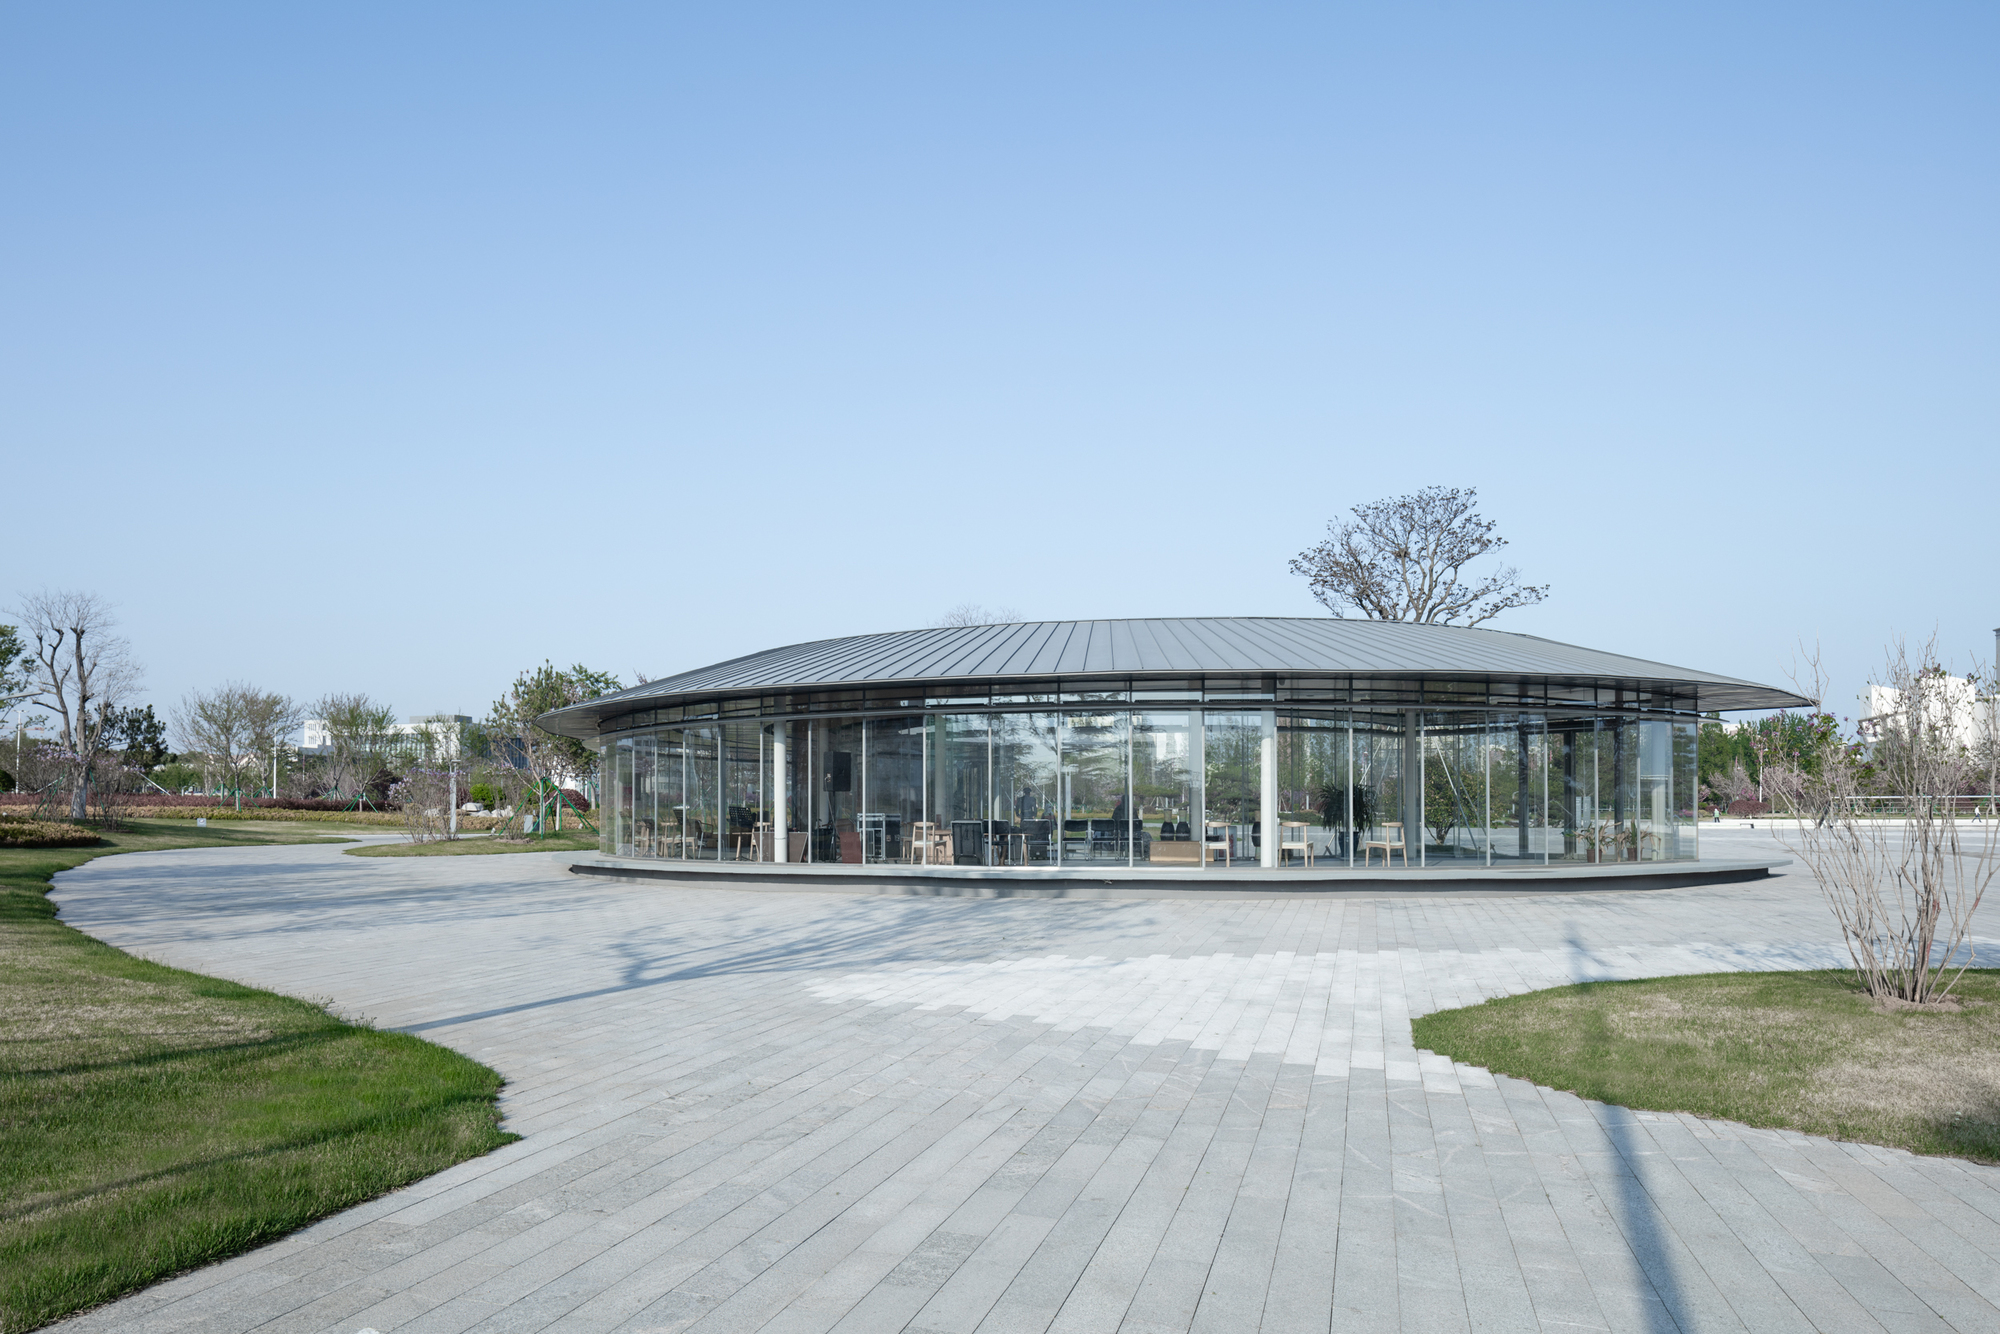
[468,783,498,806]
[0,816,103,849]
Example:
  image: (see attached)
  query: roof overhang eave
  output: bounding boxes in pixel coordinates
[535,674,1812,742]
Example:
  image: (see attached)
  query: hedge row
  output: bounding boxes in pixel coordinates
[129,807,507,830]
[0,815,103,849]
[0,793,369,811]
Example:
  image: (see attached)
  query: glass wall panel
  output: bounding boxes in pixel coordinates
[656,729,690,858]
[1350,711,1407,867]
[1487,715,1548,863]
[1607,719,1639,862]
[862,715,926,864]
[721,721,764,861]
[1672,719,1698,862]
[809,718,865,863]
[929,714,990,866]
[991,712,1059,865]
[1060,710,1131,864]
[1134,712,1195,866]
[608,737,634,856]
[1422,713,1488,861]
[1202,711,1262,867]
[1636,719,1681,863]
[595,703,1708,872]
[1278,714,1347,865]
[1548,720,1591,862]
[683,725,721,860]
[632,734,660,858]
[781,722,809,863]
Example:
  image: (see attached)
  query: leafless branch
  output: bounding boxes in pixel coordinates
[1289,486,1548,625]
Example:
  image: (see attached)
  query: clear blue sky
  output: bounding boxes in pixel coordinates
[5,2,1995,729]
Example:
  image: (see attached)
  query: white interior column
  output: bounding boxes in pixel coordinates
[1259,708,1278,868]
[771,723,789,862]
[1404,709,1424,863]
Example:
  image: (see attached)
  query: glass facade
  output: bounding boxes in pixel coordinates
[599,696,1702,871]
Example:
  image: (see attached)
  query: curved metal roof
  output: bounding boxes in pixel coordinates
[540,618,1808,738]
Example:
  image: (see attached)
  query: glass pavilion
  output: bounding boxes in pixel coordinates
[535,618,1808,874]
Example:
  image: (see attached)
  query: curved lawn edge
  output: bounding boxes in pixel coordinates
[2,822,519,1333]
[1411,968,2000,1166]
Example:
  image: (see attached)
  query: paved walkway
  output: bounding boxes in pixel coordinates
[44,831,2000,1334]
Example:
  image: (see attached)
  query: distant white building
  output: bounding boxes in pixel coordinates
[1856,677,1994,752]
[299,714,472,760]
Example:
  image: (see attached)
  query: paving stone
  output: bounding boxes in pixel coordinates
[37,831,2000,1333]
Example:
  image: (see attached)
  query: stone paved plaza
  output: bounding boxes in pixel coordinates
[44,831,2000,1334]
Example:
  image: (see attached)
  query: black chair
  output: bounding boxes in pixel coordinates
[1061,819,1089,858]
[1020,819,1053,862]
[952,820,986,866]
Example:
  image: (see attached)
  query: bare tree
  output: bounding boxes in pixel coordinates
[15,591,140,818]
[173,685,250,796]
[0,623,29,713]
[310,693,402,802]
[1290,486,1548,626]
[485,662,619,833]
[175,683,303,806]
[1782,640,1998,1005]
[935,603,1022,627]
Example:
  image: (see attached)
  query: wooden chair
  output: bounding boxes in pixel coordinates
[1279,821,1312,867]
[907,821,947,865]
[1362,821,1407,867]
[1203,821,1232,865]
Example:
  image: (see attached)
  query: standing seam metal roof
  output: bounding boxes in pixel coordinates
[538,618,1808,737]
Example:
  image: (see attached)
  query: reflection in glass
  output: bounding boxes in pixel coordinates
[608,738,633,856]
[632,734,657,858]
[1422,715,1487,861]
[721,721,764,861]
[1202,711,1262,867]
[1673,720,1699,862]
[781,722,809,863]
[1351,713,1406,867]
[654,730,687,857]
[1134,713,1195,866]
[930,714,990,866]
[1488,716,1548,863]
[1060,711,1132,863]
[602,705,1703,869]
[812,718,864,863]
[1278,714,1346,864]
[862,715,925,864]
[684,725,720,860]
[991,712,1059,864]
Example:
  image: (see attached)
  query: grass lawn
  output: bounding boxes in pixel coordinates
[1,819,518,1333]
[346,830,599,857]
[1413,969,2000,1164]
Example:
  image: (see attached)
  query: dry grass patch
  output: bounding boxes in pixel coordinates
[1411,969,2000,1164]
